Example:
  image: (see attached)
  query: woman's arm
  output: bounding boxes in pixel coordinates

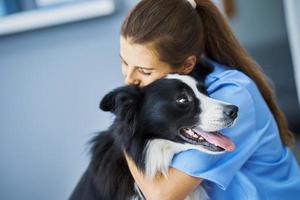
[124,153,202,200]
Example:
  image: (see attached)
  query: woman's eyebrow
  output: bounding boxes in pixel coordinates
[119,53,154,70]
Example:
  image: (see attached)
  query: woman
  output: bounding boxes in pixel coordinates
[119,0,300,199]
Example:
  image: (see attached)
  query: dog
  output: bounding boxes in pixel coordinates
[69,60,238,200]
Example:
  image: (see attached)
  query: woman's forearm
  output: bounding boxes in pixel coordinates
[124,153,202,200]
[124,154,162,199]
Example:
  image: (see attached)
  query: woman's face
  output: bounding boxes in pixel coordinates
[120,36,180,87]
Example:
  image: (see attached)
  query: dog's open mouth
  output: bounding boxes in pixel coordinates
[179,127,235,152]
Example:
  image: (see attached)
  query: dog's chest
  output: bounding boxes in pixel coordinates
[131,139,209,200]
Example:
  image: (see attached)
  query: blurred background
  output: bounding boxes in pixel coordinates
[0,0,299,199]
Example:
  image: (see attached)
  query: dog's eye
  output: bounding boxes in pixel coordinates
[176,94,191,106]
[177,97,188,104]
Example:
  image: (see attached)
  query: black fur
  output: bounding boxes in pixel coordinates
[69,60,213,200]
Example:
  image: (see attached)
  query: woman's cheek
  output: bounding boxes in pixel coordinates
[143,75,159,86]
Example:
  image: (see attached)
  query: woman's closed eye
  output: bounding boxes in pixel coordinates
[120,57,153,76]
[137,68,152,76]
[122,64,152,76]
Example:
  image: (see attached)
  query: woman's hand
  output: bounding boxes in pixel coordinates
[124,152,202,200]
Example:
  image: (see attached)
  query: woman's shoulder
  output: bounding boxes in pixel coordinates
[205,60,253,87]
[205,59,274,127]
[205,59,256,93]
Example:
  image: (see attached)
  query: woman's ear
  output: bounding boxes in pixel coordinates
[178,55,197,74]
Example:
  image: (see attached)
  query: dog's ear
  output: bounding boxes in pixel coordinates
[188,58,214,94]
[100,85,142,114]
[189,58,213,81]
[100,86,142,137]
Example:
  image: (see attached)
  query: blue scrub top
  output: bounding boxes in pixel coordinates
[171,59,300,199]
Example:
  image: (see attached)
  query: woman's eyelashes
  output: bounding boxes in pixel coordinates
[121,61,152,76]
[137,68,152,76]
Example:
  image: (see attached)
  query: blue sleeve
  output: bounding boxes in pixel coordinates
[170,78,261,190]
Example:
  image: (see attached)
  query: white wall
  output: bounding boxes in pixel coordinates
[283,0,300,104]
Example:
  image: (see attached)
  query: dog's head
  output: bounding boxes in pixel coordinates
[100,63,238,153]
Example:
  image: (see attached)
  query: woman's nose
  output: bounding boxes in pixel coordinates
[125,68,141,86]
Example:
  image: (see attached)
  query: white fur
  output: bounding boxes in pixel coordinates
[166,74,234,132]
[144,139,223,179]
[141,139,225,200]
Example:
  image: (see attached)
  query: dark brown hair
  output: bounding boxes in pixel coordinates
[121,0,295,146]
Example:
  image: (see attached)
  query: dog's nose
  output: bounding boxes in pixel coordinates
[223,105,239,118]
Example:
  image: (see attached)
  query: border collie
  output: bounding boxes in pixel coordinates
[70,60,238,200]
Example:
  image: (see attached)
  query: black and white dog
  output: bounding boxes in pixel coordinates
[70,60,238,200]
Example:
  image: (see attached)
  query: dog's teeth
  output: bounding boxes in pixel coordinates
[199,137,204,140]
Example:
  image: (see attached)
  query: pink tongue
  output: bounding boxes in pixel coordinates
[193,127,235,151]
